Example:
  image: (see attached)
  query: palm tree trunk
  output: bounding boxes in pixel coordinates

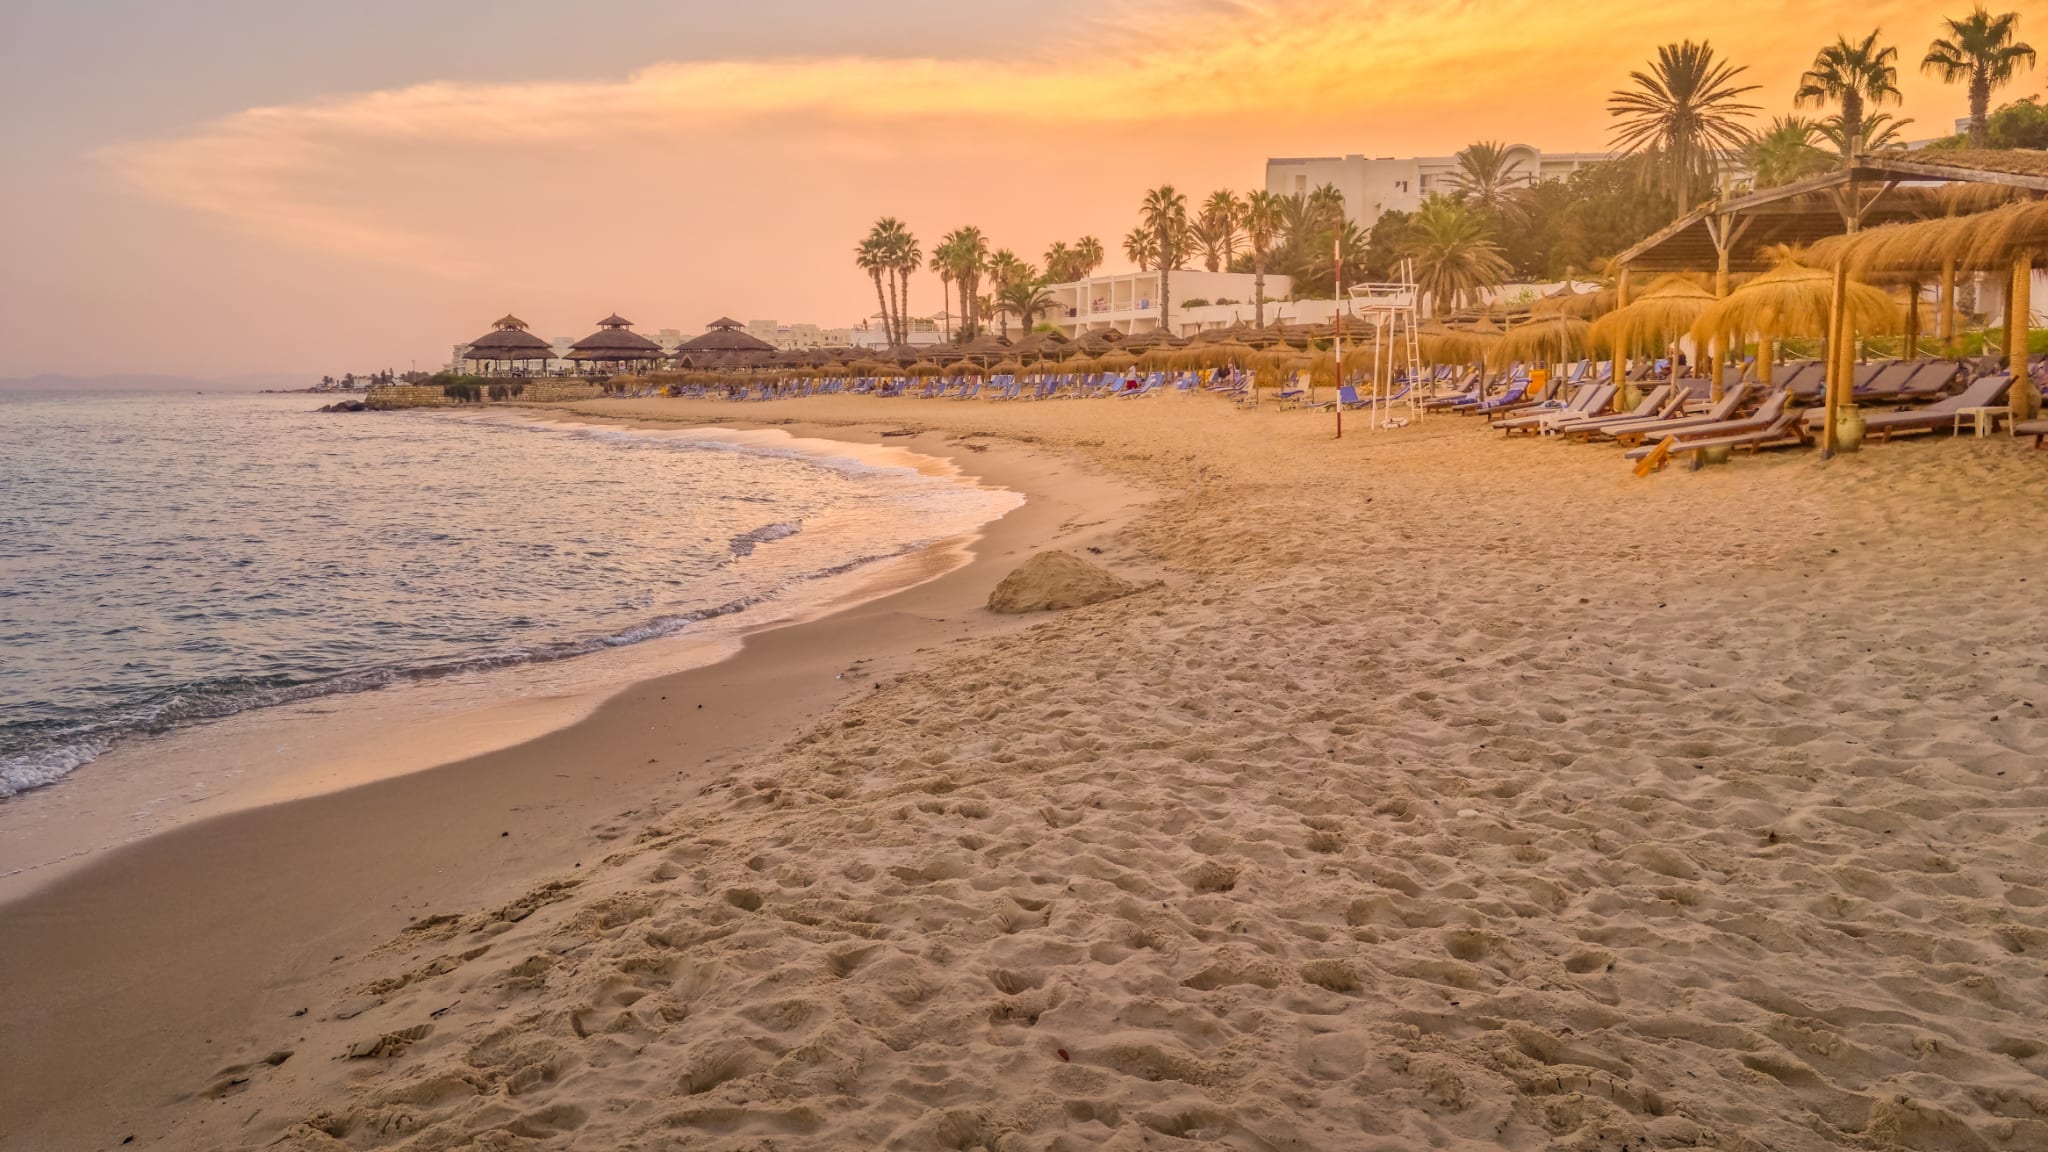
[1254,252,1267,328]
[1842,93,1863,157]
[1970,75,1990,147]
[940,275,952,341]
[871,272,890,347]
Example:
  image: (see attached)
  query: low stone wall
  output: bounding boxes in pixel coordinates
[365,382,607,410]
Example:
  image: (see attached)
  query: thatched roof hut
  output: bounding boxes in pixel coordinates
[568,314,663,363]
[676,318,778,357]
[464,314,556,364]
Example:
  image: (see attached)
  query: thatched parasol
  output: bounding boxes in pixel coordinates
[1415,323,1498,366]
[1528,282,1617,320]
[1095,351,1138,372]
[1588,277,1717,357]
[1689,260,1895,385]
[905,361,945,378]
[1497,315,1593,365]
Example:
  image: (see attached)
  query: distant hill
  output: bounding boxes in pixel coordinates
[0,373,313,392]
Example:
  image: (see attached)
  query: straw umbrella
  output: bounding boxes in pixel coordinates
[1812,198,2046,422]
[1690,260,1894,390]
[1589,276,1717,407]
[1498,315,1592,373]
[1529,282,1618,320]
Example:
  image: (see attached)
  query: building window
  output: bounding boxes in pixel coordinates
[1294,175,1307,195]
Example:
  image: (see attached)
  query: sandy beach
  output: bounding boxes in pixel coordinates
[5,394,2046,1152]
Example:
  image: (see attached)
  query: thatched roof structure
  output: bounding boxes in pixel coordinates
[1589,277,1718,356]
[465,314,555,361]
[568,314,662,362]
[1070,330,1123,355]
[1618,150,2048,274]
[677,319,777,355]
[1689,261,1895,347]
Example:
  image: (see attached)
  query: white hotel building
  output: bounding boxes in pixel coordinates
[1042,270,1294,339]
[1266,145,1613,223]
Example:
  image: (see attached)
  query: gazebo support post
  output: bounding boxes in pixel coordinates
[1611,268,1631,412]
[1937,259,1956,347]
[1821,260,1848,459]
[1903,281,1921,361]
[1711,223,1731,402]
[2014,252,2039,421]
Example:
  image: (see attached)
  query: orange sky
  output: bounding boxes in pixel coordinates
[4,0,2030,377]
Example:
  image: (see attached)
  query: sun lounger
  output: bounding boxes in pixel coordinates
[1519,383,1657,436]
[2015,419,2048,448]
[1828,375,2013,441]
[1624,391,1796,461]
[1895,360,1960,399]
[1597,382,1754,446]
[1492,382,1602,432]
[1462,382,1533,414]
[1852,361,1914,401]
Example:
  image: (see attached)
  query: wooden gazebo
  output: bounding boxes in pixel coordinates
[1614,150,2048,454]
[674,317,778,369]
[462,314,555,374]
[567,314,664,373]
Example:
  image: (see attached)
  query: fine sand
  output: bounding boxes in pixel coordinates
[5,395,2047,1151]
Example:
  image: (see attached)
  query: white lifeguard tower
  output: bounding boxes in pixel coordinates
[1349,263,1424,429]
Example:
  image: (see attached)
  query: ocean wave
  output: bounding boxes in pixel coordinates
[728,520,801,557]
[0,736,113,800]
[0,532,966,801]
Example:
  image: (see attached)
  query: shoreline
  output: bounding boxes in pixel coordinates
[0,409,1154,1150]
[0,417,1023,901]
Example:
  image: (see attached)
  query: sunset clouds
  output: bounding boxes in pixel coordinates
[20,0,2015,373]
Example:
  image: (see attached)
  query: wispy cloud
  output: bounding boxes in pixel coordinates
[103,0,1968,274]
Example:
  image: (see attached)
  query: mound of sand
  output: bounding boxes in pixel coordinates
[987,550,1136,614]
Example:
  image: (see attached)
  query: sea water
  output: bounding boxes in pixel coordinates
[0,390,1017,798]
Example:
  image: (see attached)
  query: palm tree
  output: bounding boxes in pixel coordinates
[1818,110,1913,155]
[1197,190,1245,272]
[1401,195,1511,318]
[987,250,1033,336]
[1445,141,1527,214]
[1140,185,1189,330]
[1074,236,1105,277]
[1043,241,1075,283]
[929,240,956,341]
[938,227,989,338]
[1745,115,1834,188]
[1122,226,1158,271]
[1608,40,1760,219]
[873,218,919,347]
[855,226,894,348]
[1796,31,1903,158]
[1306,184,1347,235]
[1243,190,1284,328]
[1923,8,2036,147]
[997,281,1057,335]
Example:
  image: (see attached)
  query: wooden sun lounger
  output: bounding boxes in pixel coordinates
[1525,383,1656,436]
[1804,374,2011,440]
[1492,382,1606,433]
[2016,419,2048,449]
[1599,382,1753,446]
[1624,392,1797,462]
